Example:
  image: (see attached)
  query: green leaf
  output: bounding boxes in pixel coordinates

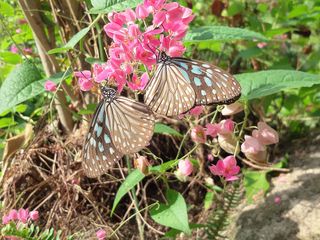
[111,169,145,215]
[236,70,320,101]
[0,64,71,114]
[0,117,16,128]
[184,26,268,44]
[243,170,269,204]
[78,103,98,115]
[154,123,182,138]
[0,2,14,16]
[0,51,22,64]
[85,57,105,65]
[244,158,287,203]
[149,159,178,174]
[90,0,143,14]
[150,189,191,234]
[204,191,214,210]
[48,27,90,54]
[0,62,41,114]
[164,224,205,238]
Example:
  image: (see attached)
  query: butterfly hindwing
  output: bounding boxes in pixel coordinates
[105,96,155,154]
[171,58,241,105]
[82,102,123,178]
[144,62,196,116]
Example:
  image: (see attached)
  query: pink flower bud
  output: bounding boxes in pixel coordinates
[188,106,204,117]
[96,229,106,240]
[8,209,18,221]
[10,44,18,54]
[29,210,39,221]
[191,125,206,143]
[18,208,29,223]
[257,42,267,48]
[218,119,235,135]
[178,159,193,176]
[221,102,244,116]
[136,4,149,19]
[274,196,281,204]
[205,123,220,138]
[241,135,267,162]
[44,80,57,92]
[134,156,150,174]
[252,122,279,145]
[2,215,10,225]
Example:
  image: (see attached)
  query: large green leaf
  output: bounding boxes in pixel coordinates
[48,27,90,54]
[184,26,267,44]
[244,160,287,203]
[90,0,143,14]
[236,70,320,101]
[154,123,182,138]
[111,169,145,215]
[0,63,71,114]
[150,189,191,234]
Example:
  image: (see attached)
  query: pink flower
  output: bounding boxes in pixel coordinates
[189,106,204,117]
[218,119,235,135]
[241,135,265,154]
[16,28,22,34]
[241,135,267,162]
[178,158,193,176]
[274,196,281,204]
[10,44,18,54]
[153,10,166,26]
[221,102,244,116]
[135,156,150,174]
[18,208,29,223]
[96,229,106,240]
[128,72,149,91]
[8,209,18,221]
[207,154,214,162]
[2,215,10,225]
[44,80,57,92]
[205,123,220,138]
[209,156,240,181]
[136,3,149,19]
[191,125,206,143]
[74,70,94,91]
[23,48,33,54]
[144,0,165,10]
[257,42,267,48]
[29,210,39,221]
[252,122,279,145]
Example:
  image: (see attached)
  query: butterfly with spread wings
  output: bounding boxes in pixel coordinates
[82,86,155,178]
[144,51,242,116]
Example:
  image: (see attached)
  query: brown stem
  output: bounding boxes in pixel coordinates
[19,0,74,133]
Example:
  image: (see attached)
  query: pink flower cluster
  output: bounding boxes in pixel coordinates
[191,118,236,152]
[74,0,194,92]
[2,208,39,225]
[209,156,240,181]
[96,229,106,240]
[241,122,279,162]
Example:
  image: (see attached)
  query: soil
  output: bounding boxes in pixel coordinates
[230,136,320,240]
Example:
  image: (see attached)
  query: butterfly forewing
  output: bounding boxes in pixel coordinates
[171,58,241,105]
[144,62,196,116]
[106,96,155,154]
[82,102,123,178]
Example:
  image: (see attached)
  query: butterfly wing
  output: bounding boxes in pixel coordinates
[144,62,196,116]
[171,58,241,105]
[105,96,155,154]
[82,101,123,178]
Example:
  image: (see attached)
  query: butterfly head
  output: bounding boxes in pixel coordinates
[100,85,116,103]
[158,51,171,63]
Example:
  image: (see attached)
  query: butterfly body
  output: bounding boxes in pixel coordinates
[82,86,155,178]
[145,52,242,116]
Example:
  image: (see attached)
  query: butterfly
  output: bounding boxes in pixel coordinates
[82,86,155,178]
[144,51,242,116]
